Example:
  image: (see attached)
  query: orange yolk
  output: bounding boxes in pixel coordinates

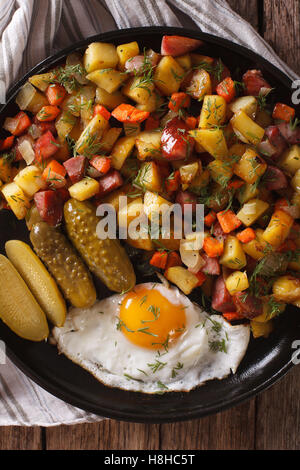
[119,287,186,350]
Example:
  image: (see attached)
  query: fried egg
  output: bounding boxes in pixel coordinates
[52,282,250,393]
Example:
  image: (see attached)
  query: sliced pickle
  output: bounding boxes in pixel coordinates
[0,255,49,341]
[64,199,136,293]
[30,222,97,308]
[5,240,67,327]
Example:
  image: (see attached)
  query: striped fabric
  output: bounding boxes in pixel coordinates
[0,0,298,426]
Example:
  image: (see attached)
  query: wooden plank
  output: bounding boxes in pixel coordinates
[160,399,256,450]
[46,421,160,450]
[0,426,42,450]
[227,0,259,30]
[255,366,300,449]
[263,0,300,75]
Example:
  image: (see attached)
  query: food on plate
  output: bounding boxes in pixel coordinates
[64,198,136,293]
[30,222,97,308]
[52,282,250,393]
[0,255,49,341]
[5,240,67,327]
[0,33,299,391]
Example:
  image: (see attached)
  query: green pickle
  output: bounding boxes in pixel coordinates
[30,222,97,308]
[64,198,136,293]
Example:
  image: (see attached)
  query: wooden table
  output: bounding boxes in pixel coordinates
[1,0,300,451]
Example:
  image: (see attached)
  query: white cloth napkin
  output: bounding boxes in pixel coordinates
[0,0,298,426]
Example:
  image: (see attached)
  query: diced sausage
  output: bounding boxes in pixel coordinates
[97,170,123,197]
[242,69,271,96]
[34,131,59,162]
[161,35,203,57]
[212,275,236,312]
[263,165,288,190]
[201,254,220,276]
[34,190,63,227]
[161,117,194,160]
[233,291,263,319]
[63,155,87,184]
[265,125,287,160]
[175,190,197,215]
[277,122,300,145]
[211,221,227,241]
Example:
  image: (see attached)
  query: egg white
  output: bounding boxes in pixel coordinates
[52,283,250,393]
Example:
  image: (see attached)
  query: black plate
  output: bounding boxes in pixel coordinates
[1,26,300,423]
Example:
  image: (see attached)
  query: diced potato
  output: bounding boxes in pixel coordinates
[135,130,162,160]
[262,210,293,248]
[61,94,80,116]
[100,185,130,212]
[291,168,300,192]
[136,92,164,113]
[55,111,77,139]
[2,182,30,219]
[135,161,162,192]
[0,158,14,183]
[95,87,124,110]
[254,299,286,323]
[75,114,109,155]
[279,145,300,175]
[123,77,154,105]
[87,69,125,94]
[184,69,212,101]
[124,123,141,137]
[220,235,247,270]
[68,177,99,201]
[199,95,227,128]
[225,271,249,295]
[154,56,185,96]
[68,120,83,141]
[242,228,267,260]
[143,191,173,222]
[237,182,259,204]
[165,266,199,295]
[251,320,273,338]
[230,110,265,145]
[83,42,119,73]
[118,197,144,228]
[229,96,257,119]
[29,73,54,92]
[16,82,48,114]
[116,41,139,70]
[189,169,210,194]
[111,136,136,170]
[190,54,214,66]
[207,159,233,187]
[14,166,46,198]
[237,199,269,227]
[233,148,267,184]
[273,275,300,303]
[255,109,272,128]
[228,142,247,158]
[101,127,122,153]
[179,162,199,185]
[127,235,154,251]
[79,86,96,126]
[176,54,192,71]
[190,128,228,160]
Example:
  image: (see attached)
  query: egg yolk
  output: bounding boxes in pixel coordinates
[119,287,186,350]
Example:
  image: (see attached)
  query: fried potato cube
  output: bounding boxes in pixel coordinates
[154,56,185,96]
[84,42,119,73]
[68,177,99,201]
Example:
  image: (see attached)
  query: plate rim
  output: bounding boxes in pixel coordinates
[1,25,297,423]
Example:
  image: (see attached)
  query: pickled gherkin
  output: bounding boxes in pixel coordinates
[30,222,96,308]
[64,198,136,293]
